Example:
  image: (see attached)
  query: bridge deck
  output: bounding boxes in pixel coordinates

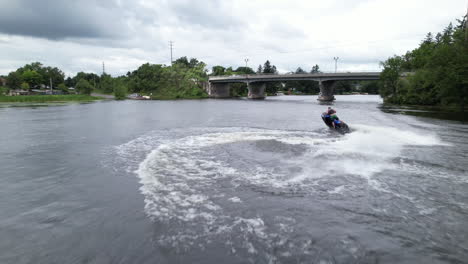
[209,72,381,83]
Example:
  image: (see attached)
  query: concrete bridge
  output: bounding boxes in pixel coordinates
[208,72,381,101]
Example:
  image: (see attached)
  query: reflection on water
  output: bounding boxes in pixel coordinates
[380,104,468,122]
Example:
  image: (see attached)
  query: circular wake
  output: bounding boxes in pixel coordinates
[112,126,447,261]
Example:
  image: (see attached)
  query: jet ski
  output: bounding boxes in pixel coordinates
[321,113,350,134]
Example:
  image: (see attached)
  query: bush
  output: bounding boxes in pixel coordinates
[75,79,93,95]
[0,86,9,95]
[113,83,127,100]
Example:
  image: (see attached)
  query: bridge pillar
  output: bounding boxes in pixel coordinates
[208,83,231,98]
[318,80,336,101]
[247,82,265,99]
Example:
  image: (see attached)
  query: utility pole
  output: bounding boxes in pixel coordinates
[169,41,174,65]
[50,77,53,94]
[244,58,249,81]
[102,62,105,75]
[465,6,468,42]
[333,57,339,73]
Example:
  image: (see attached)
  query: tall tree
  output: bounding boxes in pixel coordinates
[99,73,114,93]
[257,65,263,74]
[6,72,22,89]
[262,60,277,74]
[262,60,280,94]
[42,66,65,87]
[310,64,321,73]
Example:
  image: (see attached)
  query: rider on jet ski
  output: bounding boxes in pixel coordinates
[321,107,350,133]
[321,107,336,128]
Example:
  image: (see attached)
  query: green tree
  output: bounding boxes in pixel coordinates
[360,81,379,94]
[72,72,99,88]
[262,60,277,74]
[21,82,30,90]
[16,62,64,87]
[211,66,226,76]
[379,16,468,107]
[262,60,280,94]
[57,83,68,94]
[99,73,114,93]
[334,81,353,94]
[285,67,318,94]
[6,72,22,89]
[65,77,73,87]
[75,79,93,95]
[174,56,190,67]
[113,82,127,100]
[21,70,42,87]
[310,64,321,73]
[257,64,263,73]
[234,67,255,74]
[379,56,405,101]
[42,66,65,87]
[125,58,207,98]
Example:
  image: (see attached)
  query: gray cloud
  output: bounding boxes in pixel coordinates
[0,0,465,76]
[0,0,127,40]
[169,0,245,29]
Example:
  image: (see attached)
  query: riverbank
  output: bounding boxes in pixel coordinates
[380,103,467,122]
[149,94,209,100]
[0,95,103,102]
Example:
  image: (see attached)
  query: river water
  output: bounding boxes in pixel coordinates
[1,95,467,264]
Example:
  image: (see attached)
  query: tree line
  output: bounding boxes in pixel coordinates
[1,57,209,100]
[2,56,379,99]
[379,16,468,107]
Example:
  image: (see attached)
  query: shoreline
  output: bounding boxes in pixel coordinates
[0,95,104,103]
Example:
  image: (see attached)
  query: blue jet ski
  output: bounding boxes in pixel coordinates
[321,113,350,134]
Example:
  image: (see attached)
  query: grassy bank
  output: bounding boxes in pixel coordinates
[0,95,103,102]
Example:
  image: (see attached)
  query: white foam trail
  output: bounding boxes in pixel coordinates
[305,124,448,179]
[113,126,450,257]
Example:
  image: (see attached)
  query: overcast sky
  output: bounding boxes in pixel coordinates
[0,0,466,76]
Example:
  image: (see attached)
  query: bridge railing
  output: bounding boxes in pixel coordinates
[209,71,382,79]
